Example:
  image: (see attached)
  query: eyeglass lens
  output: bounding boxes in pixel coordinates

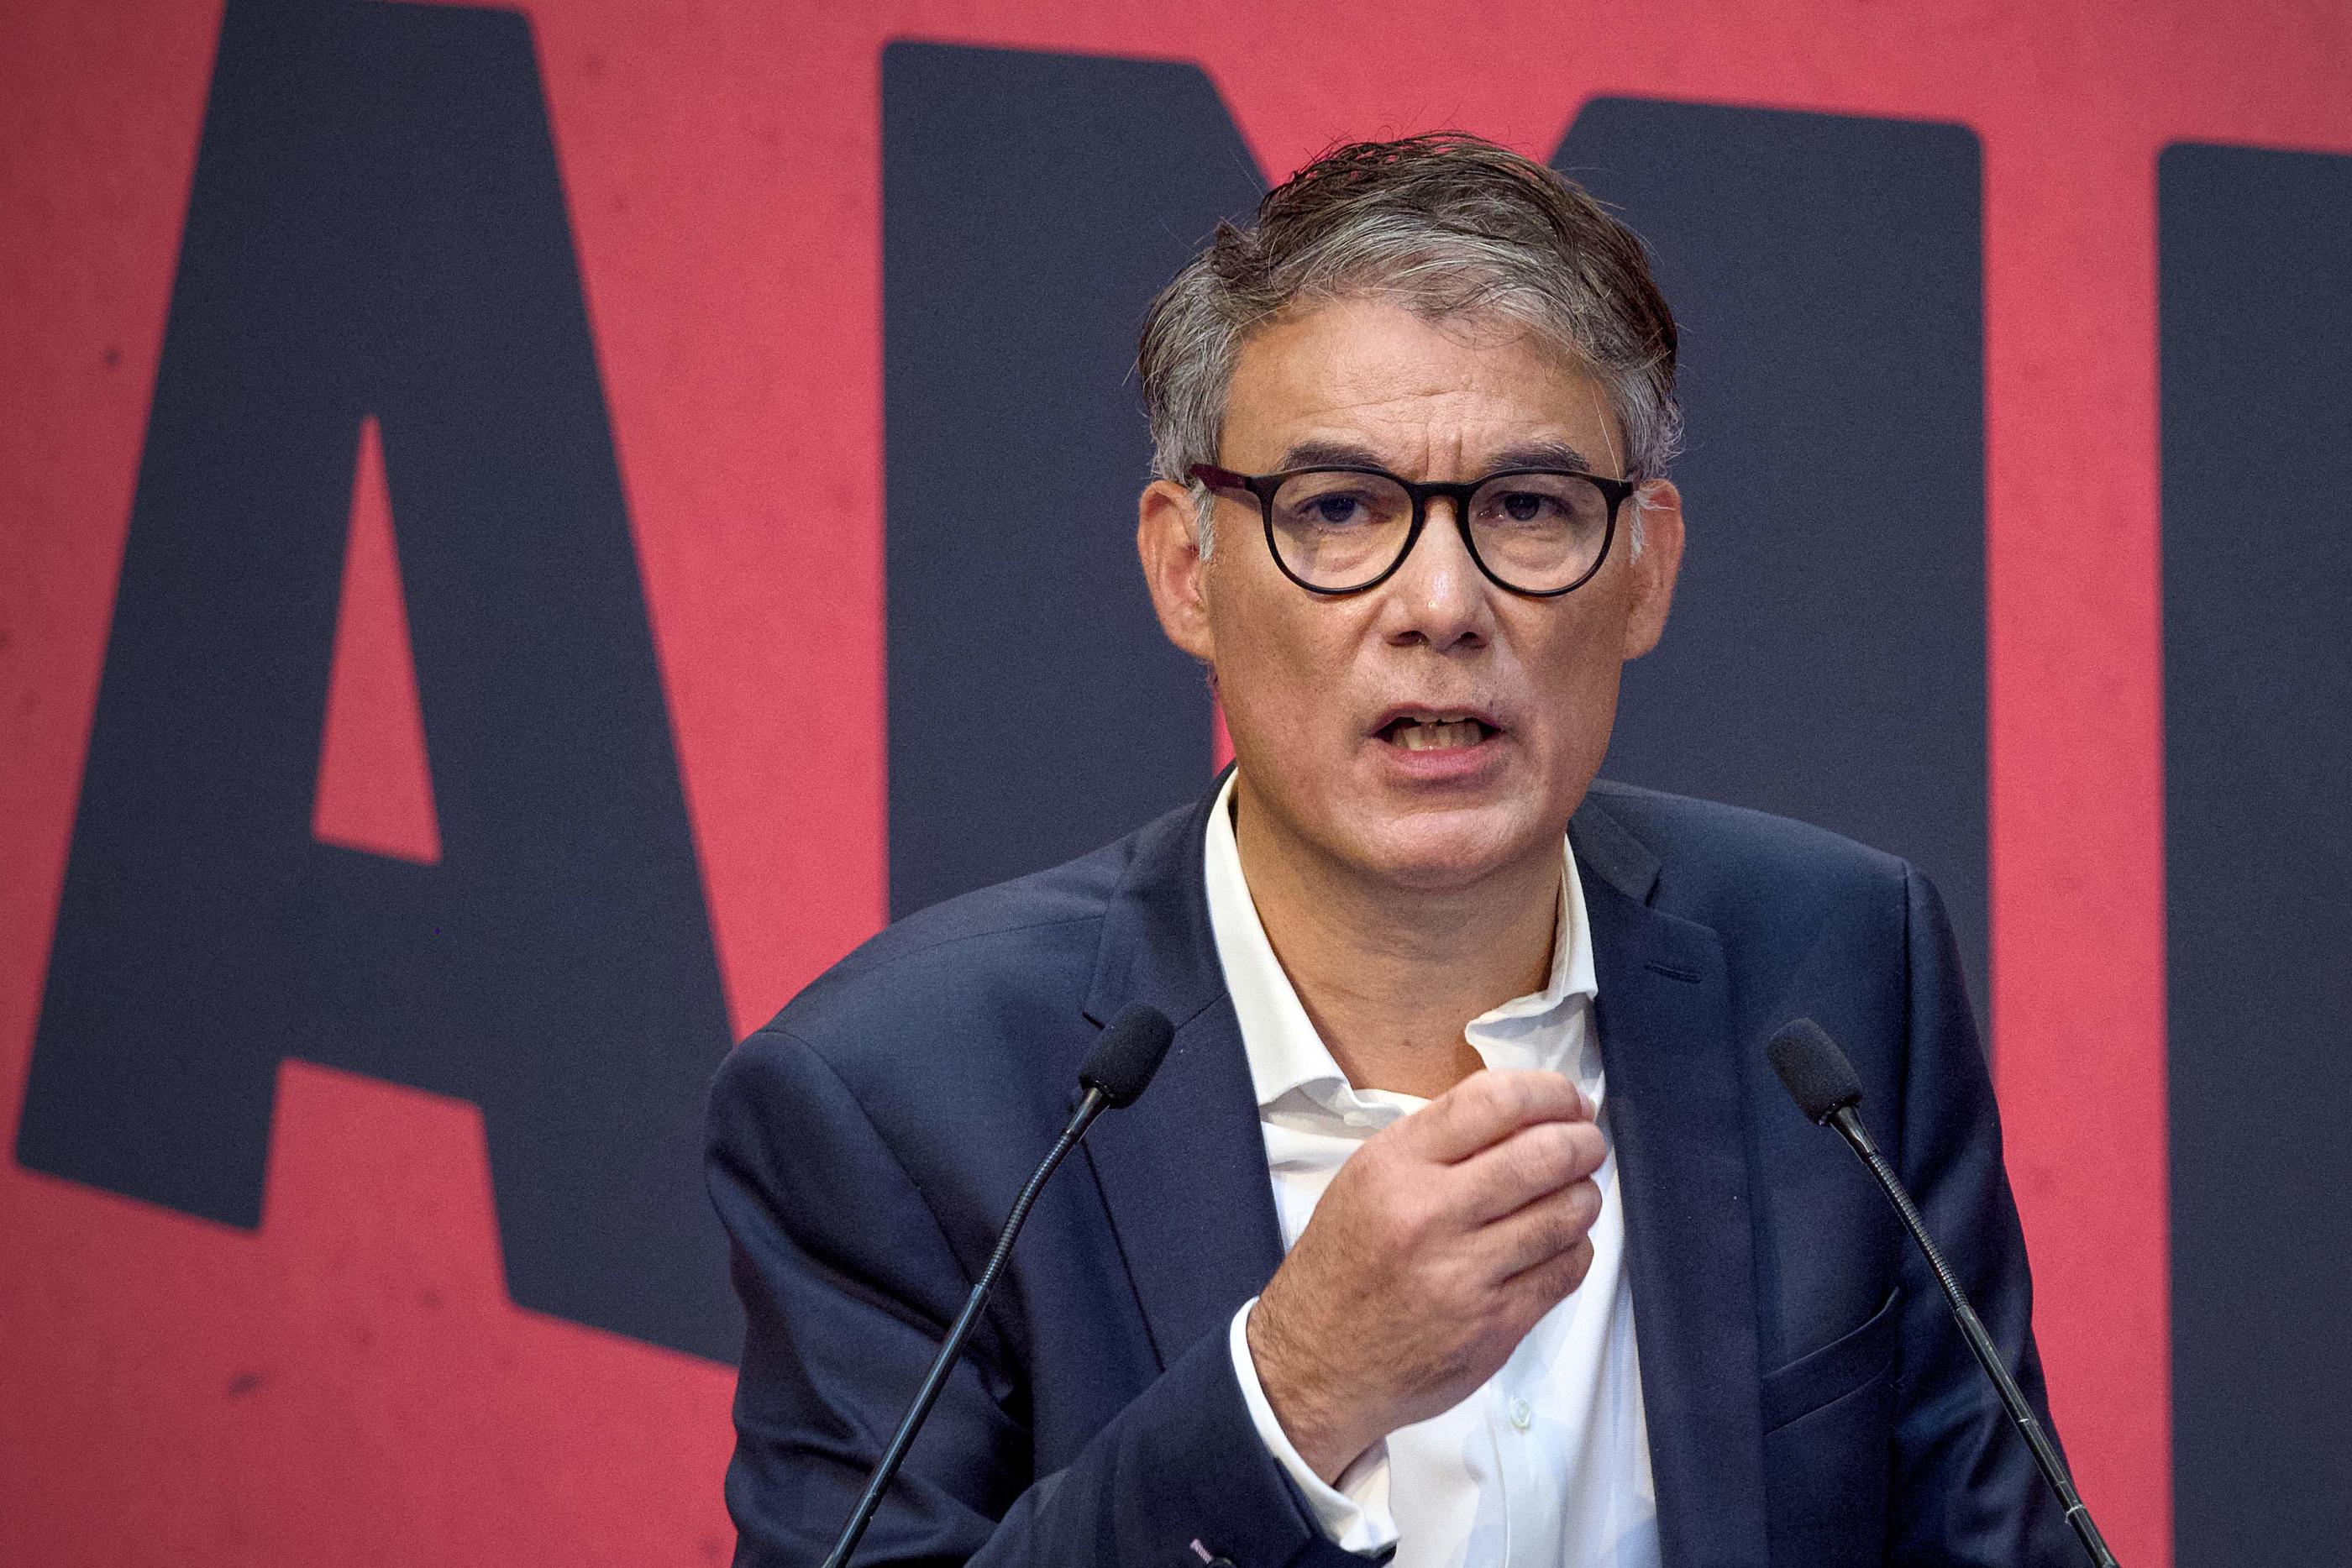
[1268,470,1612,593]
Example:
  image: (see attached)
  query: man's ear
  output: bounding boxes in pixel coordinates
[1138,478,1216,663]
[1622,478,1684,661]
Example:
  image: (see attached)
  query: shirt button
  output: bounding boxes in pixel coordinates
[1509,1397,1533,1431]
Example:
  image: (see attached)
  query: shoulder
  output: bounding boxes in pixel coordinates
[1577,778,1917,937]
[1576,779,1983,1096]
[711,815,1162,1137]
[788,835,1131,1024]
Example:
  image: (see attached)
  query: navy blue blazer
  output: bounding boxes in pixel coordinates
[706,779,2077,1566]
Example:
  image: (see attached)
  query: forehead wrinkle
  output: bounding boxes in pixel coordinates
[1274,433,1600,477]
[1273,385,1569,475]
[1225,296,1616,477]
[1289,378,1488,425]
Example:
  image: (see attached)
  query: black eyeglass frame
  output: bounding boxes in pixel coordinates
[1187,461,1637,598]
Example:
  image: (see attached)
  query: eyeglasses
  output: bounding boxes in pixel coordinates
[1188,462,1635,597]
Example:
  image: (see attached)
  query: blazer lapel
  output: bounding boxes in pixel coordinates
[1576,807,1772,1568]
[1078,788,1287,1371]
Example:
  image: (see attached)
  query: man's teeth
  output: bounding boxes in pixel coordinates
[1392,719,1486,752]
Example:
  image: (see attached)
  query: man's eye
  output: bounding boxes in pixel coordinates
[1288,491,1381,527]
[1498,491,1556,522]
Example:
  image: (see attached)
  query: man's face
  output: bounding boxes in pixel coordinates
[1139,293,1683,893]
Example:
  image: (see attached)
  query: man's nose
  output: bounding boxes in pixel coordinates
[1378,498,1494,649]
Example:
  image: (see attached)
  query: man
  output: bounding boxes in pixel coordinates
[707,134,2076,1566]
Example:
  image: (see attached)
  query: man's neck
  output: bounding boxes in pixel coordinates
[1230,780,1562,1100]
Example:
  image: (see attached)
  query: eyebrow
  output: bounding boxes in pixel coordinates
[1271,437,1601,476]
[1488,439,1600,475]
[1273,438,1391,470]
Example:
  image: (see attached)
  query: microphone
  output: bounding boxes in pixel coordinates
[1767,1019,2119,1568]
[821,1004,1177,1568]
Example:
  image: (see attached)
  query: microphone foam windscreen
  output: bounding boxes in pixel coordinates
[1767,1018,1864,1125]
[1080,1005,1176,1109]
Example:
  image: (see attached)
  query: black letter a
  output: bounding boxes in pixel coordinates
[16,0,738,1362]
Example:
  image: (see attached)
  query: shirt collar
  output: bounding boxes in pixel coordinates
[1201,770,1599,1113]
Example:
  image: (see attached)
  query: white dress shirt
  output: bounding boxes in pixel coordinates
[1205,772,1662,1567]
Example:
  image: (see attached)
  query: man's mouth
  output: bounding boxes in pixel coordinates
[1378,713,1499,752]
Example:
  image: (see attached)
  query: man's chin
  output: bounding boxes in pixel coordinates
[1346,809,1554,893]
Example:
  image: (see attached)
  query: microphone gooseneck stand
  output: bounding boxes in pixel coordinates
[1768,1018,2119,1568]
[820,1005,1175,1568]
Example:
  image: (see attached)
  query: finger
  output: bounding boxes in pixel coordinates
[1482,1177,1604,1282]
[1403,1068,1589,1164]
[1505,1234,1596,1320]
[1452,1117,1607,1224]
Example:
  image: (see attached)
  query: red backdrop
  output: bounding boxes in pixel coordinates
[7,1,2350,1562]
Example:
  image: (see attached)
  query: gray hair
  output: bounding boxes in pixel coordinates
[1138,133,1681,558]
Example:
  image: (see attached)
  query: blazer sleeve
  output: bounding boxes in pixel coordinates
[1886,866,2082,1566]
[704,1026,1362,1568]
